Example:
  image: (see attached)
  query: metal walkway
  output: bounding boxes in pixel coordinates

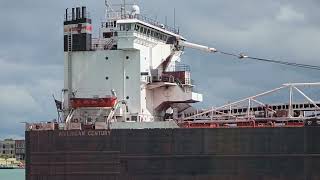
[181,83,320,122]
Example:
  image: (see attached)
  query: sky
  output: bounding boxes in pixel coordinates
[0,0,319,139]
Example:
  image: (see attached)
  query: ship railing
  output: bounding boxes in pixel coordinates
[149,73,194,92]
[166,64,191,72]
[26,122,57,131]
[106,11,179,34]
[178,121,306,128]
[162,64,193,88]
[135,15,179,34]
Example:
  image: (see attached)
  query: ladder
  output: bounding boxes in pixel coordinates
[105,39,115,50]
[66,31,73,120]
[68,32,73,52]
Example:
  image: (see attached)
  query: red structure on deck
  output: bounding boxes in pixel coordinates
[70,97,117,108]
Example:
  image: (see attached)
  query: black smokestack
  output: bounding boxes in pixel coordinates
[78,7,81,19]
[76,7,80,20]
[72,8,75,20]
[82,6,86,19]
[65,8,68,21]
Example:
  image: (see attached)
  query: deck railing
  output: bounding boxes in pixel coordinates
[105,12,179,34]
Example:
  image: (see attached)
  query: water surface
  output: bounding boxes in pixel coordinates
[0,169,25,180]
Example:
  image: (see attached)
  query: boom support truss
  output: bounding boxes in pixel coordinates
[181,83,320,125]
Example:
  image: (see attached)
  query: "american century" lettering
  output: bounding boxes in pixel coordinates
[58,130,110,137]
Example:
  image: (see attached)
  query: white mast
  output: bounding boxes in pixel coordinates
[105,0,114,20]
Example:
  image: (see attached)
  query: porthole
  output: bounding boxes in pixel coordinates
[105,56,109,60]
[126,96,130,100]
[126,56,129,59]
[105,77,109,80]
[126,76,129,79]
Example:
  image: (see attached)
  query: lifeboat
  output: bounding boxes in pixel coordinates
[70,97,117,108]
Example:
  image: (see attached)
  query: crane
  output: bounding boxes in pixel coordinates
[175,38,320,70]
[177,40,217,53]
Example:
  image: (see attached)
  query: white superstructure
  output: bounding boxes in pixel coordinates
[26,2,320,132]
[61,3,217,124]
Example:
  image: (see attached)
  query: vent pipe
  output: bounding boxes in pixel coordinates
[82,6,86,19]
[76,7,80,20]
[72,8,75,20]
[65,8,68,21]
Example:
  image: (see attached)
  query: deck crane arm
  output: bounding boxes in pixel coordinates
[176,39,217,53]
[175,38,320,70]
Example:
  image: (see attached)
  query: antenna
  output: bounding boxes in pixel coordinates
[105,0,114,11]
[173,8,176,30]
[165,16,167,27]
[105,0,114,20]
[123,0,126,14]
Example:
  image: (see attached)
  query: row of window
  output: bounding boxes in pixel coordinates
[1,150,14,154]
[119,23,132,31]
[135,24,169,42]
[119,23,169,42]
[1,144,14,148]
[104,21,117,28]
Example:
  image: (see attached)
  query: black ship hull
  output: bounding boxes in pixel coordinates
[26,127,320,180]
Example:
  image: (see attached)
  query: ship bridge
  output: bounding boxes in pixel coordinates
[96,11,184,51]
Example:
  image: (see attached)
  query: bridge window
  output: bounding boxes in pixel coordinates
[119,23,132,31]
[135,24,140,31]
[103,32,113,38]
[125,24,131,31]
[120,24,125,31]
[133,23,170,41]
[106,21,117,28]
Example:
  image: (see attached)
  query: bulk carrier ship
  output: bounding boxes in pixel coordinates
[26,1,320,180]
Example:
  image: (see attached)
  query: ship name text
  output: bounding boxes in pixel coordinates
[58,131,110,137]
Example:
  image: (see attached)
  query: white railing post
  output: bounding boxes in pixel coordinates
[294,86,320,110]
[247,99,251,117]
[289,85,293,118]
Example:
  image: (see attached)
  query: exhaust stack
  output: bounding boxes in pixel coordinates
[63,6,92,52]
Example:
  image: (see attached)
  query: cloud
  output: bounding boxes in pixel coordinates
[276,5,305,22]
[0,85,39,114]
[0,85,40,139]
[0,57,63,139]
